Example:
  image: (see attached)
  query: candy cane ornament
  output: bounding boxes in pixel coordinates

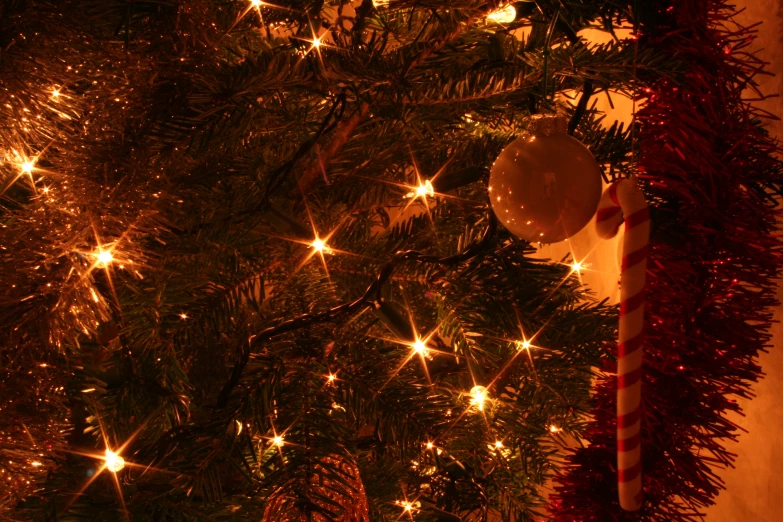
[595,177,650,512]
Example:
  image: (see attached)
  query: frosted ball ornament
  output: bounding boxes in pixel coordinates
[489,114,603,243]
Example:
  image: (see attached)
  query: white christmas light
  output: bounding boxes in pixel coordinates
[487,4,516,24]
[310,236,332,254]
[104,449,125,473]
[415,180,434,198]
[96,249,113,266]
[469,385,489,411]
[20,161,34,174]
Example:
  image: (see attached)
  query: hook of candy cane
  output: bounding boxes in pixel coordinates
[595,176,650,512]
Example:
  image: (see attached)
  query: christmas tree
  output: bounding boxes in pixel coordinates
[1,0,780,521]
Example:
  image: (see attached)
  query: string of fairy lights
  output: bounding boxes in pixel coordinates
[0,1,601,518]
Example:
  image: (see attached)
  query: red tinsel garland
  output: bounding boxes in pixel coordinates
[549,0,783,519]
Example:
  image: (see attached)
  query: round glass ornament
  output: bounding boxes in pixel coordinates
[489,114,603,243]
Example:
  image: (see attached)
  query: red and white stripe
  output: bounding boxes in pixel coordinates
[595,177,650,512]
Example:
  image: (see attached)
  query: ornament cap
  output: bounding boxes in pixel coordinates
[527,113,568,136]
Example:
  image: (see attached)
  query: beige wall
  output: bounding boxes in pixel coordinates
[706,1,783,520]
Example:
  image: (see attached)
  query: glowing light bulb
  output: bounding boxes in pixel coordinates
[311,36,322,49]
[571,261,583,273]
[549,425,560,434]
[415,179,434,199]
[272,435,284,447]
[516,339,531,351]
[487,4,516,24]
[20,161,34,174]
[179,313,188,320]
[494,440,504,449]
[96,250,113,266]
[327,373,336,383]
[51,89,61,98]
[31,461,42,467]
[426,441,434,449]
[412,338,428,355]
[310,237,331,254]
[104,449,125,473]
[402,501,413,512]
[250,0,264,6]
[469,385,488,411]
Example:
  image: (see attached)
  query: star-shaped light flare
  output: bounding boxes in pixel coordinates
[562,256,592,286]
[63,413,169,521]
[1,150,41,196]
[300,230,337,275]
[223,0,293,42]
[372,323,448,394]
[394,494,422,520]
